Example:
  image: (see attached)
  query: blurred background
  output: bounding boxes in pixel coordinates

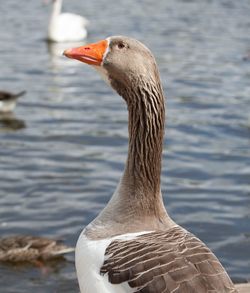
[0,0,249,292]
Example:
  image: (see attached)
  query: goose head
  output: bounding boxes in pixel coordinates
[64,36,165,200]
[64,36,162,102]
[64,36,168,233]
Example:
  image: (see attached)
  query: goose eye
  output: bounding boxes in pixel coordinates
[117,42,125,49]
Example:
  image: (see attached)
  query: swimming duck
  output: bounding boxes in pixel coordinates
[0,235,74,263]
[64,36,237,292]
[0,90,26,113]
[46,0,88,42]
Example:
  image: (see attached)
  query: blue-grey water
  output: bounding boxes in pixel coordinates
[0,0,250,291]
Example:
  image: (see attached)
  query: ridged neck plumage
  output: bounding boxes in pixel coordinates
[123,76,165,199]
[86,72,174,239]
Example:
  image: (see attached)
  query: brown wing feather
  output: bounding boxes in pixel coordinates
[100,226,237,293]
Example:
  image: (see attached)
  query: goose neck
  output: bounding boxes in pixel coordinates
[123,80,165,197]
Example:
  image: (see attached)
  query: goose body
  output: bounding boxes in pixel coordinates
[0,235,74,263]
[64,36,237,292]
[0,90,26,113]
[47,0,88,42]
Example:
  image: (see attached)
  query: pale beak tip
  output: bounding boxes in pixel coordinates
[63,49,72,58]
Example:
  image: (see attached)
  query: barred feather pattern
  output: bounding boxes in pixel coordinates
[100,226,237,293]
[0,236,74,262]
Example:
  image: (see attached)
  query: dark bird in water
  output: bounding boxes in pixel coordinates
[0,91,26,113]
[0,235,74,263]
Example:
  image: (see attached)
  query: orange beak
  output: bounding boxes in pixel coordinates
[63,40,108,66]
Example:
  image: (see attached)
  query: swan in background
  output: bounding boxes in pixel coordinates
[46,0,89,43]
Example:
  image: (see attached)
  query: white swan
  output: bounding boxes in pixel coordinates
[46,0,88,42]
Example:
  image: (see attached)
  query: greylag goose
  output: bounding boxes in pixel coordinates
[46,0,88,42]
[64,36,237,293]
[0,90,26,113]
[0,235,74,263]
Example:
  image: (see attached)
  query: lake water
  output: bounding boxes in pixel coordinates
[0,0,250,291]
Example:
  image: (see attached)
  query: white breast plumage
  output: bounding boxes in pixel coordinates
[76,230,151,293]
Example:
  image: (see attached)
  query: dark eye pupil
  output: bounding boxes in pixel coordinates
[118,43,125,49]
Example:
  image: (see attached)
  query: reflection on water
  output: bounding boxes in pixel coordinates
[47,41,87,58]
[243,51,250,61]
[46,41,87,75]
[0,113,26,131]
[0,0,250,292]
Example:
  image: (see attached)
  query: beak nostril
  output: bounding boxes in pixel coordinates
[63,39,107,65]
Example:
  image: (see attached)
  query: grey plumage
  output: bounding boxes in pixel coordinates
[100,226,237,293]
[64,36,238,293]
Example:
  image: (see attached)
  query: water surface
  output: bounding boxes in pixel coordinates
[0,0,250,291]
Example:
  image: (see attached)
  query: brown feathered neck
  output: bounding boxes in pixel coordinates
[85,55,174,240]
[119,75,165,198]
[86,74,171,239]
